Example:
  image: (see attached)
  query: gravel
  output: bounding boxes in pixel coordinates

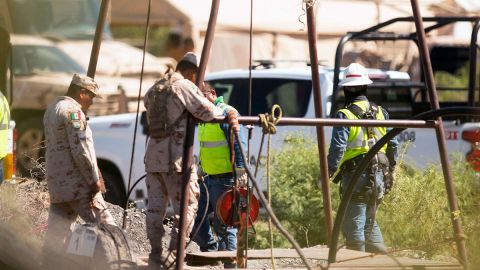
[0,179,317,269]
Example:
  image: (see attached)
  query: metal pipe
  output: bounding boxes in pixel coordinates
[306,0,333,243]
[87,0,110,78]
[213,116,438,128]
[469,20,479,107]
[328,106,480,264]
[176,0,220,269]
[331,34,352,118]
[410,0,468,268]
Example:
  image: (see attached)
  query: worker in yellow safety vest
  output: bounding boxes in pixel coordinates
[193,82,247,267]
[0,90,10,183]
[327,63,398,254]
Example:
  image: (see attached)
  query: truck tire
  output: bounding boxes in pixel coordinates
[16,117,45,178]
[102,170,128,208]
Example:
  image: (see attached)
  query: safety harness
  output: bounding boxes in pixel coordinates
[339,102,389,203]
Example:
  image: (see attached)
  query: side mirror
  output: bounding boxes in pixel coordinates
[140,111,150,136]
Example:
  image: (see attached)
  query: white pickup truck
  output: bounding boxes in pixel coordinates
[89,65,480,206]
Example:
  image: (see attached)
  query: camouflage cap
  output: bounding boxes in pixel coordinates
[178,52,198,68]
[71,73,101,98]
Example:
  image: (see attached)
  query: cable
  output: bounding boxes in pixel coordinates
[122,0,152,230]
[185,177,210,248]
[234,131,318,270]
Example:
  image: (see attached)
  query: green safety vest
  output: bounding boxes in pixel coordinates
[0,92,10,159]
[198,102,233,175]
[338,100,387,168]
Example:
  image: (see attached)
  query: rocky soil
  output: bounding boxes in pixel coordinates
[0,179,319,269]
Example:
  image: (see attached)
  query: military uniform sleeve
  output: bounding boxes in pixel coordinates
[220,106,246,168]
[173,79,219,121]
[64,110,100,186]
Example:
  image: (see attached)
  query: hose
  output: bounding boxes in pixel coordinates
[234,131,317,270]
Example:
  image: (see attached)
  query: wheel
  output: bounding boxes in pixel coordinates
[102,169,127,208]
[16,117,45,178]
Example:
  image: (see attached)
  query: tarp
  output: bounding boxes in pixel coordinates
[111,0,469,71]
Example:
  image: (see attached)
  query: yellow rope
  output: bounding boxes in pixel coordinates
[258,104,282,135]
[258,105,282,270]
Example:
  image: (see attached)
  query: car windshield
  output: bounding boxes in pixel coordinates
[207,78,312,117]
[12,45,86,76]
[7,0,110,40]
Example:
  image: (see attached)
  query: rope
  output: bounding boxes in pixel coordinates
[234,131,317,270]
[267,126,275,270]
[258,104,282,135]
[258,105,283,269]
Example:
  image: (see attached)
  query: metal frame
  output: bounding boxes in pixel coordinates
[331,16,480,118]
[88,1,473,269]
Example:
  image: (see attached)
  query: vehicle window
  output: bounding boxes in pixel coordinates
[208,78,312,117]
[7,0,107,40]
[12,45,85,75]
[336,85,412,119]
[431,45,478,102]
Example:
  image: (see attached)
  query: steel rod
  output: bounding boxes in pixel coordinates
[410,0,468,268]
[469,20,479,107]
[212,116,438,128]
[306,0,333,243]
[177,0,220,269]
[87,0,110,78]
[328,106,480,265]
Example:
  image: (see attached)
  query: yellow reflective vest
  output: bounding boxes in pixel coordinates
[338,100,387,168]
[0,92,9,159]
[198,102,232,175]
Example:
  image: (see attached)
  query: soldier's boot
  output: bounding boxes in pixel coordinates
[148,248,164,269]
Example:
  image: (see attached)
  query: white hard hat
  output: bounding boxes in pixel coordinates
[339,63,373,87]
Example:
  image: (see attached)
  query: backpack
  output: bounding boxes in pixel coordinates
[147,75,186,139]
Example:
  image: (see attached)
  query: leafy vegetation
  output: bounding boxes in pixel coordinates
[434,62,480,102]
[249,136,480,266]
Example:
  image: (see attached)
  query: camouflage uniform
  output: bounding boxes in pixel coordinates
[143,71,219,254]
[43,77,115,264]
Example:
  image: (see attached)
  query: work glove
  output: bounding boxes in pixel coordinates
[226,110,240,133]
[383,167,395,195]
[236,168,248,187]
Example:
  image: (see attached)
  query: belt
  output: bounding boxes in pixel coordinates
[209,172,233,178]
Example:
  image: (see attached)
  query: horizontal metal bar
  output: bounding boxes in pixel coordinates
[210,116,438,128]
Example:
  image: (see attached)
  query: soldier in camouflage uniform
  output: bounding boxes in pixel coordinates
[42,74,115,267]
[144,53,240,269]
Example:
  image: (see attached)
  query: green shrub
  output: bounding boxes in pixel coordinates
[380,154,480,264]
[251,136,480,266]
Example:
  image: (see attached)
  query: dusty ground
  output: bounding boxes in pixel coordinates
[0,179,320,269]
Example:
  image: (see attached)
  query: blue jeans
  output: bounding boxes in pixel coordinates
[340,170,387,253]
[193,175,237,252]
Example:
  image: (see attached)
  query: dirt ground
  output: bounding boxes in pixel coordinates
[0,179,317,269]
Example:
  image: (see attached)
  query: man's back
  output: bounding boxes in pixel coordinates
[143,72,217,173]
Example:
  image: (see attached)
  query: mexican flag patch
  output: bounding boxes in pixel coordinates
[70,112,81,120]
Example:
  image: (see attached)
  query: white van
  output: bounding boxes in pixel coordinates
[89,64,465,207]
